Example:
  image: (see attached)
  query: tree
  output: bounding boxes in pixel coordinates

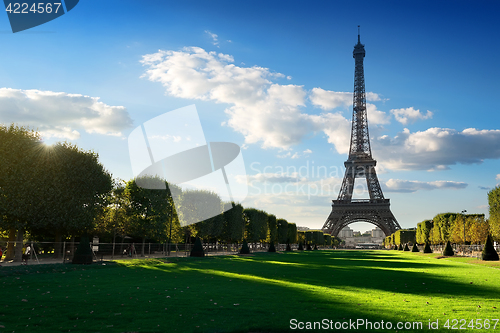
[443,241,454,256]
[469,216,489,244]
[297,231,306,245]
[287,223,298,244]
[430,223,442,244]
[125,177,173,256]
[488,186,500,241]
[268,242,276,252]
[190,237,205,257]
[434,213,455,243]
[411,243,419,252]
[324,234,332,247]
[313,231,324,245]
[72,236,93,264]
[222,203,245,244]
[416,220,433,244]
[182,190,224,242]
[239,239,250,254]
[331,236,341,248]
[481,234,499,261]
[179,190,223,231]
[244,208,268,243]
[394,230,416,245]
[93,180,131,256]
[0,125,112,260]
[0,124,41,261]
[37,142,112,259]
[277,218,288,244]
[267,214,277,244]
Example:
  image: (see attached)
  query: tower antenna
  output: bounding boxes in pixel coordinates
[358,25,360,43]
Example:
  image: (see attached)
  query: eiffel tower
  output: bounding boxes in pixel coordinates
[322,27,401,237]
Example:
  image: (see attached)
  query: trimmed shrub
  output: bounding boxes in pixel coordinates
[268,242,276,253]
[482,234,499,261]
[423,243,433,253]
[286,243,292,252]
[403,243,410,251]
[190,237,205,257]
[313,244,318,251]
[443,241,454,256]
[411,243,419,252]
[398,244,403,251]
[306,244,312,251]
[239,240,250,254]
[298,242,304,251]
[72,236,93,265]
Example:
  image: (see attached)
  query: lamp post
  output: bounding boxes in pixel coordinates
[461,210,467,254]
[167,201,173,257]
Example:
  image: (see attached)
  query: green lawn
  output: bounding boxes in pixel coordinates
[1,250,499,332]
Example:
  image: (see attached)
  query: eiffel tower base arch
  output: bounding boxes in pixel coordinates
[323,199,400,237]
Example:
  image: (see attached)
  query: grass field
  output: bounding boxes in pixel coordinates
[1,250,500,332]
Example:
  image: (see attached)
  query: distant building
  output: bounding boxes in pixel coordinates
[371,227,384,238]
[297,226,309,231]
[338,225,353,238]
[338,226,385,248]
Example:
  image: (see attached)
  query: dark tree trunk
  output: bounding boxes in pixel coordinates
[14,229,24,262]
[5,229,16,260]
[53,231,62,259]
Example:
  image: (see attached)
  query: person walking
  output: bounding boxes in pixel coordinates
[22,244,31,265]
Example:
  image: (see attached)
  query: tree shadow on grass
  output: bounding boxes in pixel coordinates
[124,250,500,332]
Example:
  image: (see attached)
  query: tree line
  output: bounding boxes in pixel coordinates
[0,124,338,260]
[383,184,500,247]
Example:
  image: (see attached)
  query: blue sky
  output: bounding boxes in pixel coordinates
[1,0,499,233]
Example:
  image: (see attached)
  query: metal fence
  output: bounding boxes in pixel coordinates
[415,244,500,258]
[0,241,301,265]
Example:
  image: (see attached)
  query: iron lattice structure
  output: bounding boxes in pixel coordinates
[322,28,401,237]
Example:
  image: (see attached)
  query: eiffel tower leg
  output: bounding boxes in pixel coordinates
[338,165,355,201]
[366,165,384,200]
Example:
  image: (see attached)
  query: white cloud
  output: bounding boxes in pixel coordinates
[391,107,433,125]
[366,92,382,102]
[277,152,291,158]
[205,30,219,47]
[217,53,234,62]
[384,179,467,193]
[150,134,182,143]
[310,112,351,154]
[141,47,351,152]
[0,88,132,140]
[291,152,300,159]
[303,149,312,154]
[244,193,333,208]
[310,88,352,110]
[309,88,382,111]
[141,46,500,172]
[496,174,500,181]
[366,103,390,125]
[243,172,307,184]
[374,127,500,171]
